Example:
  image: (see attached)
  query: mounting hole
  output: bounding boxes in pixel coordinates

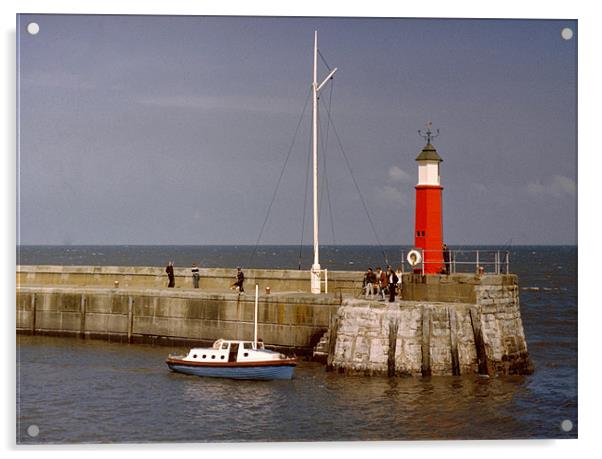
[27,424,40,437]
[27,22,40,35]
[561,28,573,40]
[560,419,573,432]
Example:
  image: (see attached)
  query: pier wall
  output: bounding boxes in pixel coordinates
[16,267,532,376]
[16,286,341,352]
[17,265,364,295]
[322,274,532,376]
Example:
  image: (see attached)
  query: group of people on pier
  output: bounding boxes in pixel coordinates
[164,262,245,293]
[362,266,403,302]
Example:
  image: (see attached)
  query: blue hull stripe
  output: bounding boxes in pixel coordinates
[168,363,295,380]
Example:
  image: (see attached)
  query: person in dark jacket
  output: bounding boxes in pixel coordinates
[166,261,175,288]
[387,266,399,302]
[363,268,376,299]
[443,243,450,274]
[231,266,245,293]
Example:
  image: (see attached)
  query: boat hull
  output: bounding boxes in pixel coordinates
[166,359,296,380]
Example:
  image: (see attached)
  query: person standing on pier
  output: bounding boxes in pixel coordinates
[166,261,175,288]
[376,266,387,301]
[191,263,200,289]
[364,268,375,299]
[443,243,451,274]
[395,265,403,299]
[231,266,245,293]
[387,266,398,302]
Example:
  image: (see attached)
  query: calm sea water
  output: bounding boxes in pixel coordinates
[16,245,577,443]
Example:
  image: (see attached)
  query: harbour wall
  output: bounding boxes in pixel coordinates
[16,265,364,295]
[16,286,341,352]
[16,266,533,375]
[319,273,533,376]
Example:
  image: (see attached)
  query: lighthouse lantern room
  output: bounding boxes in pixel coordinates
[414,123,444,274]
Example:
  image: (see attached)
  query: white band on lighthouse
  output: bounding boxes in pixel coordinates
[418,161,441,186]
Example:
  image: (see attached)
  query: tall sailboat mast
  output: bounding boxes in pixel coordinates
[310,30,337,294]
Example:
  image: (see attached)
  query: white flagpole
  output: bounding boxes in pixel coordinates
[311,30,321,294]
[310,31,337,294]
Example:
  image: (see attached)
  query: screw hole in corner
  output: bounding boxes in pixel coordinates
[560,419,573,432]
[561,27,573,40]
[27,424,40,437]
[27,22,40,35]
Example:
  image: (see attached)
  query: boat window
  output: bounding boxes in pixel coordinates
[243,343,253,349]
[202,355,207,359]
[220,355,225,359]
[221,343,229,350]
[211,355,216,359]
[193,354,197,359]
[243,352,249,357]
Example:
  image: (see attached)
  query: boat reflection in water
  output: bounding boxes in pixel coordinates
[166,339,297,380]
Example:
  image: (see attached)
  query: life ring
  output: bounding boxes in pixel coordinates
[407,249,422,267]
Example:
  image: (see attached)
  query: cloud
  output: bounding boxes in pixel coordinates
[377,185,409,206]
[526,175,576,198]
[376,166,412,208]
[387,165,412,183]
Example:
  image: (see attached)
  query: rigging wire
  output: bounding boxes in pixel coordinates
[319,81,337,246]
[323,102,390,266]
[318,49,332,71]
[248,86,312,268]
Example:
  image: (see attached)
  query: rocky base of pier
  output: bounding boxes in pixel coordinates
[317,275,533,377]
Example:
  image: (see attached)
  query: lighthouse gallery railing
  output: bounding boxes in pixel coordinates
[400,249,510,275]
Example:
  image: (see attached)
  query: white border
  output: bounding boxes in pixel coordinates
[4,1,599,457]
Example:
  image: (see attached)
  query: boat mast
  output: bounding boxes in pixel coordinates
[310,30,337,294]
[254,284,259,346]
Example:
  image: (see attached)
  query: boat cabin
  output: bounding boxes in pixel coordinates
[183,339,283,364]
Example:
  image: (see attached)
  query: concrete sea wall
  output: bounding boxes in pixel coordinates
[16,267,532,376]
[16,286,341,352]
[17,265,364,295]
[322,273,532,376]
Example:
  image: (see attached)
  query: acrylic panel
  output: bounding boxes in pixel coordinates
[16,14,577,443]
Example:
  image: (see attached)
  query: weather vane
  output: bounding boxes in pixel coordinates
[418,121,440,144]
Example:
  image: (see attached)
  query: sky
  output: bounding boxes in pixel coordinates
[16,15,577,246]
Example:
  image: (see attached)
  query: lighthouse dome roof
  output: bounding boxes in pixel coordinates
[415,143,443,162]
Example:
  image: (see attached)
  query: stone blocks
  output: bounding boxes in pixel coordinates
[325,274,532,377]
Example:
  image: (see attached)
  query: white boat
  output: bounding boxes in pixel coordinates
[166,284,297,380]
[165,339,297,380]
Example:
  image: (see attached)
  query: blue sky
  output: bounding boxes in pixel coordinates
[17,15,577,245]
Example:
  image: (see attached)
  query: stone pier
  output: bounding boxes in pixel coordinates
[17,265,361,353]
[320,273,533,376]
[16,266,532,376]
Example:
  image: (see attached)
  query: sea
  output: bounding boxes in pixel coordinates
[16,245,577,443]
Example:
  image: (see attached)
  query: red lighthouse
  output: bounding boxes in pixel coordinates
[414,123,444,274]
